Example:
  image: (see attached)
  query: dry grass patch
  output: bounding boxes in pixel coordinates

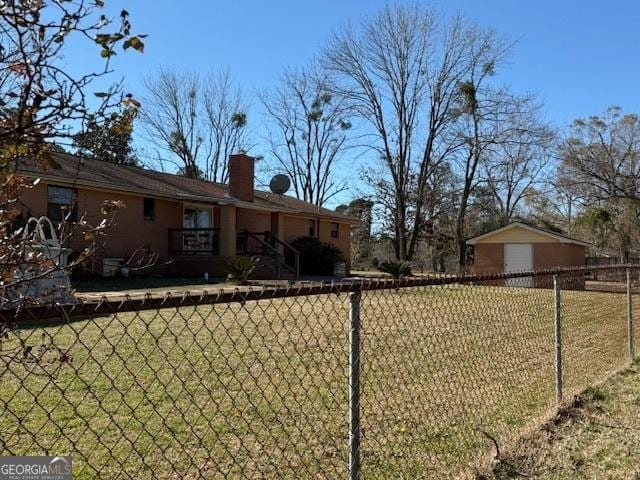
[484,364,640,479]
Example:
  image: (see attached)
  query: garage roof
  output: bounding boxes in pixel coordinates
[466,222,591,247]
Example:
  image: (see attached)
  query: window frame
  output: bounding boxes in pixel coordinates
[47,185,77,222]
[143,197,156,222]
[330,222,339,239]
[182,205,212,229]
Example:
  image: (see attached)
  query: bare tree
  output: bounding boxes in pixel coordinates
[261,65,352,206]
[203,73,248,183]
[141,68,248,181]
[141,69,201,178]
[558,107,640,260]
[526,175,584,234]
[560,107,640,201]
[365,162,456,259]
[483,109,555,221]
[451,83,545,269]
[324,5,507,260]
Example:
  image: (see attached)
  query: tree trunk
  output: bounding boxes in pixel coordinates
[456,186,471,271]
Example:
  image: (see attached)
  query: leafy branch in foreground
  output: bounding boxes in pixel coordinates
[0,0,144,306]
[0,0,145,173]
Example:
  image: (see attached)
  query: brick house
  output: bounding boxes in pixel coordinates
[467,222,589,287]
[16,153,357,278]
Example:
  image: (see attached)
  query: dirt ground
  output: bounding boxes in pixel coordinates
[485,363,640,480]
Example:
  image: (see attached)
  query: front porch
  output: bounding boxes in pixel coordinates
[167,204,299,279]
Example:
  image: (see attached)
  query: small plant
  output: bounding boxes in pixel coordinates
[584,386,608,402]
[225,256,260,285]
[378,260,412,279]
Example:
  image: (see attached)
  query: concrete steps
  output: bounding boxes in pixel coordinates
[251,255,297,280]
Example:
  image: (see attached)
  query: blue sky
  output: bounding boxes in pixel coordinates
[66,0,640,204]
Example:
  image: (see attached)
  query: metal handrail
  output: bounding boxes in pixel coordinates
[272,235,300,279]
[238,231,300,279]
[238,230,283,278]
[242,230,281,257]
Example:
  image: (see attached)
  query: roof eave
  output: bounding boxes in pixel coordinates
[283,210,360,224]
[18,171,183,202]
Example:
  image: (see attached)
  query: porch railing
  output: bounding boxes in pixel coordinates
[236,230,300,278]
[168,228,220,255]
[274,235,300,278]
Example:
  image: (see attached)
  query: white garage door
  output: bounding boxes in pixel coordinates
[504,243,533,287]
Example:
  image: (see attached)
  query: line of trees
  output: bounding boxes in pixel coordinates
[62,4,640,271]
[122,5,567,270]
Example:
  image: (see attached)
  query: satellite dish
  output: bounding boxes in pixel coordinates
[269,174,291,195]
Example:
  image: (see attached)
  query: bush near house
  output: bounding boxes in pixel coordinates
[291,236,344,275]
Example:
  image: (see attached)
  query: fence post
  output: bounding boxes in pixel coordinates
[627,268,635,362]
[348,291,361,480]
[553,274,563,404]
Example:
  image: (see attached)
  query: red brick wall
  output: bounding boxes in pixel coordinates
[472,242,586,288]
[472,243,504,274]
[236,208,270,233]
[318,219,351,269]
[473,242,585,274]
[282,216,312,244]
[228,154,254,202]
[533,243,585,270]
[533,243,585,289]
[18,181,181,272]
[282,215,352,269]
[18,178,354,276]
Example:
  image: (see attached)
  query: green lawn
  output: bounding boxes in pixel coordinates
[0,284,635,479]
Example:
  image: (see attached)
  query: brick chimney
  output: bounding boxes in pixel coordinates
[228,153,254,202]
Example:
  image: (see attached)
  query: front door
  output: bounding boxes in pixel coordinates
[183,207,212,253]
[504,243,533,287]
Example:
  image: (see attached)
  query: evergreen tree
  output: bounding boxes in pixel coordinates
[73,109,139,166]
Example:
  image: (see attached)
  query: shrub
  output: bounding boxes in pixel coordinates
[378,260,412,279]
[225,256,260,285]
[291,236,344,275]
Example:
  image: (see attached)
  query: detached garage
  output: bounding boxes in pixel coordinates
[467,222,589,277]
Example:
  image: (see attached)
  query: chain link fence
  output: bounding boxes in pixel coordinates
[0,265,637,479]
